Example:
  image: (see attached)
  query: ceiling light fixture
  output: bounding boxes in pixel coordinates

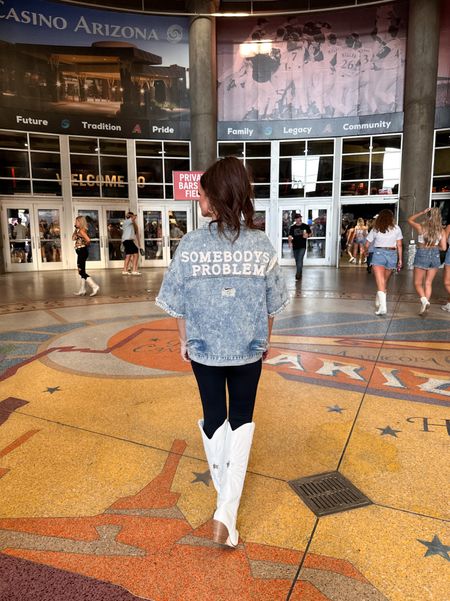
[63,0,391,18]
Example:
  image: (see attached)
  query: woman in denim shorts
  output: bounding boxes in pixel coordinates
[365,210,403,315]
[440,222,450,313]
[407,208,446,315]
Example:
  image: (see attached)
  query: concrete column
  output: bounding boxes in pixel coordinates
[399,0,441,239]
[186,0,219,171]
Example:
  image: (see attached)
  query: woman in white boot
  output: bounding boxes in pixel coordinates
[72,216,99,297]
[407,207,446,315]
[156,157,289,548]
[364,209,402,315]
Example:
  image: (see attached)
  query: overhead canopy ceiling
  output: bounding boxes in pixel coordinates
[60,0,394,16]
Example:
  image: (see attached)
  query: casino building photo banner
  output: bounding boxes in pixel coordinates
[0,0,190,138]
[217,2,408,140]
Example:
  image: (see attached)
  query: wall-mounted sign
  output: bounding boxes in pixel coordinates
[172,171,203,200]
[217,1,410,138]
[0,0,190,138]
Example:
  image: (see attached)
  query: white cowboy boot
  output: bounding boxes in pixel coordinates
[419,297,430,315]
[375,291,380,308]
[375,291,387,315]
[86,276,99,297]
[213,421,255,548]
[74,279,86,296]
[198,419,228,495]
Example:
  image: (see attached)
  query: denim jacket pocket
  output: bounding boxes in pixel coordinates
[248,338,267,353]
[186,338,207,354]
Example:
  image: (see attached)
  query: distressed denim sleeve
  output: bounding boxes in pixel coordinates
[155,251,185,318]
[266,255,289,317]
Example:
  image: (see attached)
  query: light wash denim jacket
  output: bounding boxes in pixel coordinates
[156,223,289,366]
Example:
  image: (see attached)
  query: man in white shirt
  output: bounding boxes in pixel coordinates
[121,212,141,275]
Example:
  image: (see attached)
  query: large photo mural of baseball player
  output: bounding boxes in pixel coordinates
[217,2,407,139]
[0,0,189,138]
[436,0,450,129]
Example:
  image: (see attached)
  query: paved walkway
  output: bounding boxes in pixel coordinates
[0,266,448,600]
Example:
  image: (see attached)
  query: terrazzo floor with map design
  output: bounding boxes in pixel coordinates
[0,266,448,601]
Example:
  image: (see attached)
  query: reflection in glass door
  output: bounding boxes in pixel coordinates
[37,208,63,269]
[73,206,127,268]
[280,208,301,263]
[306,207,328,262]
[75,208,101,266]
[143,210,163,264]
[105,209,126,267]
[169,210,189,258]
[141,206,192,267]
[279,205,330,266]
[5,207,33,271]
[2,204,64,272]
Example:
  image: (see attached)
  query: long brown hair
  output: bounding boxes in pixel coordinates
[374,209,395,233]
[200,157,256,240]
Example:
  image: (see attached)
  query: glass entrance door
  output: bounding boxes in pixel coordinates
[73,207,102,268]
[105,209,127,268]
[140,206,192,267]
[279,204,330,266]
[73,205,127,268]
[2,204,64,272]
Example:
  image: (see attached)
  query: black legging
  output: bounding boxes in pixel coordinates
[191,359,262,439]
[76,247,90,280]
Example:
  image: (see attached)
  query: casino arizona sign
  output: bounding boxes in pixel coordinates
[0,3,159,41]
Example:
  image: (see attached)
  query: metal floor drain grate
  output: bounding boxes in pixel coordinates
[289,471,372,517]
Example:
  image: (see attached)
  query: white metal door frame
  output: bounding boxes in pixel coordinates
[278,202,331,266]
[2,201,65,272]
[139,203,193,267]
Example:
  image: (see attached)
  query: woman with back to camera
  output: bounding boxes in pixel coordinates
[72,216,99,297]
[352,217,368,264]
[407,207,446,314]
[364,209,402,315]
[345,221,356,263]
[156,157,289,548]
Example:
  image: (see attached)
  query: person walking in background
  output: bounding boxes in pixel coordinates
[407,207,446,315]
[366,217,376,274]
[365,209,402,315]
[72,216,99,297]
[288,212,311,279]
[122,211,141,275]
[345,221,356,263]
[353,217,368,264]
[156,157,289,549]
[440,221,450,313]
